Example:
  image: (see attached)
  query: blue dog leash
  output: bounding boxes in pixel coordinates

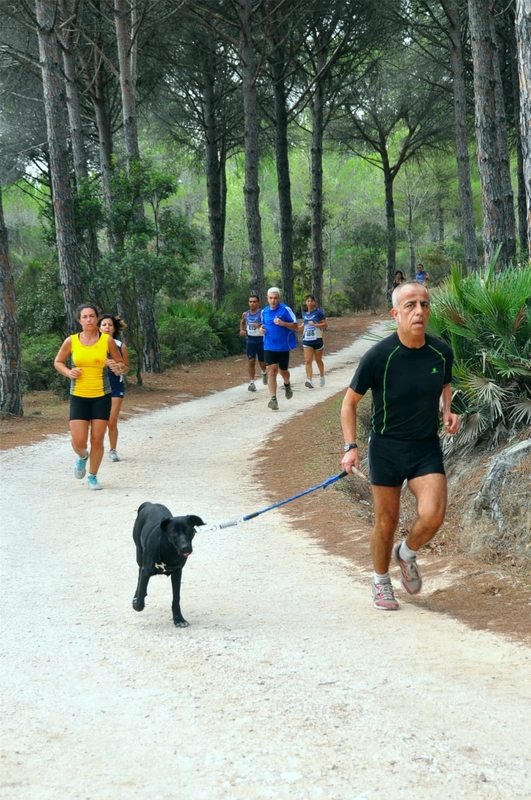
[198,469,359,533]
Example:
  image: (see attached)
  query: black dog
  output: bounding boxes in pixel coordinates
[132,502,204,627]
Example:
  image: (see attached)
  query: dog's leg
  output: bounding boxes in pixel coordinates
[133,568,150,612]
[170,569,189,627]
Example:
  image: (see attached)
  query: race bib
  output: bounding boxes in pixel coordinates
[247,324,261,337]
[304,326,321,340]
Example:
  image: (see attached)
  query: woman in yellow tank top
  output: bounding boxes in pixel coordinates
[54,304,124,490]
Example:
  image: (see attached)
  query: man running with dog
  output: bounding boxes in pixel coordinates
[340,281,460,610]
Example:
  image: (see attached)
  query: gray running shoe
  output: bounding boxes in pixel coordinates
[87,474,103,491]
[393,542,422,594]
[372,582,399,610]
[74,454,88,479]
[319,376,325,387]
[248,381,257,392]
[305,380,314,389]
[268,397,279,411]
[284,382,293,399]
[261,372,268,385]
[109,449,121,462]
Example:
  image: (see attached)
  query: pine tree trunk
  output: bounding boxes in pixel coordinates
[202,46,225,308]
[515,0,531,256]
[509,16,528,259]
[468,0,516,269]
[115,0,140,163]
[442,0,478,272]
[310,77,325,308]
[382,153,397,286]
[35,0,83,334]
[0,188,23,416]
[238,0,265,303]
[58,0,88,186]
[114,0,160,372]
[270,42,295,311]
[407,193,415,275]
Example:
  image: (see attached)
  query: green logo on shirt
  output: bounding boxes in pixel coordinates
[431,367,438,373]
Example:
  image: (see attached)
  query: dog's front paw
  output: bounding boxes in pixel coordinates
[132,596,145,612]
[173,616,189,628]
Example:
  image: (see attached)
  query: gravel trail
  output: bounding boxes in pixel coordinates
[1,330,530,799]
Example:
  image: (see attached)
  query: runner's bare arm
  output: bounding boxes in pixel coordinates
[440,383,459,434]
[54,337,80,378]
[340,388,364,472]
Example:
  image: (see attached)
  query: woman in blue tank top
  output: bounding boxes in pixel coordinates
[98,315,130,462]
[299,294,327,388]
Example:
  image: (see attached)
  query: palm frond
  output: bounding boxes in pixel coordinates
[508,396,531,426]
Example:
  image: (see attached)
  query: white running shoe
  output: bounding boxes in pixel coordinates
[305,380,314,389]
[248,381,257,392]
[87,474,103,491]
[319,376,325,387]
[109,449,120,462]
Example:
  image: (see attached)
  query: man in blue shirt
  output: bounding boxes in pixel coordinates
[415,264,430,285]
[259,287,298,411]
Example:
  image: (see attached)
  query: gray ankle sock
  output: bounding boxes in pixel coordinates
[399,541,417,561]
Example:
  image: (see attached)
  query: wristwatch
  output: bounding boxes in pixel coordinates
[343,443,358,452]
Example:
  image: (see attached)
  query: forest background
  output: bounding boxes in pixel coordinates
[0,0,530,448]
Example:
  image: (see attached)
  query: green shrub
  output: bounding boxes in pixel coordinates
[158,316,224,367]
[159,300,244,360]
[325,291,351,316]
[20,333,67,394]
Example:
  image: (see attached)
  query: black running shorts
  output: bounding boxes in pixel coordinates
[368,433,445,486]
[69,393,112,422]
[264,350,290,371]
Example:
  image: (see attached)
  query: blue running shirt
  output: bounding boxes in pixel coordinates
[261,303,298,351]
[302,308,326,344]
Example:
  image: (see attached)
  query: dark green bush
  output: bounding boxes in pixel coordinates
[20,333,67,394]
[158,317,224,368]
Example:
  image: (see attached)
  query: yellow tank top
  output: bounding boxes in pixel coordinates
[70,333,111,397]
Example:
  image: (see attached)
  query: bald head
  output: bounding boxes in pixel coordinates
[391,280,429,310]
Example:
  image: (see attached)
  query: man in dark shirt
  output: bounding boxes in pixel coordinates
[341,282,460,610]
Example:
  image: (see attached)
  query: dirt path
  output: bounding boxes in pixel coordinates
[1,329,530,799]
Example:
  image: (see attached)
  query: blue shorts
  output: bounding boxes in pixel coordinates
[108,369,125,398]
[368,433,445,487]
[246,340,264,361]
[70,394,112,422]
[303,340,324,351]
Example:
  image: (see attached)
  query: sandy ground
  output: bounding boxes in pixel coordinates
[1,328,530,799]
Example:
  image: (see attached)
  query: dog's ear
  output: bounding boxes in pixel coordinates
[187,515,204,529]
[160,517,174,532]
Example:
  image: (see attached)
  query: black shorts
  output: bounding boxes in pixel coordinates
[264,350,290,371]
[246,340,264,361]
[302,340,324,351]
[368,433,445,487]
[70,394,112,422]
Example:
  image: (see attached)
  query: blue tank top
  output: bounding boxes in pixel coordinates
[245,310,264,342]
[107,339,125,393]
